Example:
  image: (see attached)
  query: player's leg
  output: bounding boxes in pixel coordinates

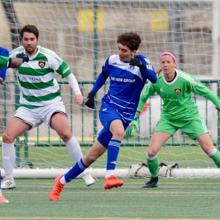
[144,117,175,188]
[143,131,171,188]
[1,117,31,189]
[98,106,126,189]
[182,116,220,167]
[49,140,106,201]
[103,119,125,189]
[49,111,95,186]
[197,133,220,167]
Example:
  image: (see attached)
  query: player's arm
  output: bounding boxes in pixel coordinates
[66,74,83,105]
[126,83,155,138]
[55,59,83,105]
[0,54,29,84]
[136,83,156,114]
[85,60,109,109]
[130,55,157,83]
[190,76,220,109]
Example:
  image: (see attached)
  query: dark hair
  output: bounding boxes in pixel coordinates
[117,32,141,51]
[20,25,39,39]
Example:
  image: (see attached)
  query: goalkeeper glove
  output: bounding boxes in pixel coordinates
[85,92,95,109]
[16,52,29,62]
[130,56,145,69]
[125,114,140,138]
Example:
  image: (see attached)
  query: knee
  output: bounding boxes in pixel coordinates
[2,132,14,143]
[112,130,124,140]
[147,148,157,158]
[59,130,72,142]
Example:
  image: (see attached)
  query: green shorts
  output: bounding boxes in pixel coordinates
[154,115,208,140]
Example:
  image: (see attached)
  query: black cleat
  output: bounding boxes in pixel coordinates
[143,176,158,188]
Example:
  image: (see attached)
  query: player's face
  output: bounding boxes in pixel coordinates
[118,43,135,62]
[22,32,38,55]
[160,55,176,80]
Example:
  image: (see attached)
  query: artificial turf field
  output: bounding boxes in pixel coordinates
[0,178,220,220]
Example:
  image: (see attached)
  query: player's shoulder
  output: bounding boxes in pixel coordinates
[108,54,119,64]
[39,46,58,57]
[39,46,62,62]
[10,46,25,57]
[136,54,151,64]
[176,69,197,83]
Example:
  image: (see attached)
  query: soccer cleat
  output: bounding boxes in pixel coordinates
[1,177,16,190]
[143,176,158,188]
[49,176,64,202]
[82,173,95,186]
[0,194,9,204]
[103,175,124,189]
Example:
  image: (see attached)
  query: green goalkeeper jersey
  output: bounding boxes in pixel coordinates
[0,56,9,68]
[11,46,72,109]
[137,69,220,121]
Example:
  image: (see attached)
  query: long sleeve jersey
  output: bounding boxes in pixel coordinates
[137,69,220,121]
[90,54,157,121]
[10,46,74,108]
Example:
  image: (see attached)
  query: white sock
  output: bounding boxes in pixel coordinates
[106,170,114,178]
[65,136,83,162]
[65,136,91,177]
[60,176,66,185]
[2,142,15,177]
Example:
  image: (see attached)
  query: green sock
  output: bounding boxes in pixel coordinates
[210,150,220,168]
[147,157,159,177]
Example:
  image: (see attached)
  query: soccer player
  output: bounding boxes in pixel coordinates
[0,49,28,204]
[49,32,157,201]
[135,51,220,188]
[1,24,95,189]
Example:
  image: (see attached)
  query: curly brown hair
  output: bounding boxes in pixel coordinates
[117,32,141,51]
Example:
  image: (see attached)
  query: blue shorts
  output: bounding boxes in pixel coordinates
[97,103,130,148]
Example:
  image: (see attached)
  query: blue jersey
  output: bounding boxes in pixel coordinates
[0,47,9,80]
[91,54,157,122]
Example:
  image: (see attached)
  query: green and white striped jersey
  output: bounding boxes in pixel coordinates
[137,69,220,121]
[11,46,72,109]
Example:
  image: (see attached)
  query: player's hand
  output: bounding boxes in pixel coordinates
[130,57,144,68]
[8,53,29,68]
[75,94,84,105]
[16,52,29,62]
[125,114,140,138]
[85,92,95,109]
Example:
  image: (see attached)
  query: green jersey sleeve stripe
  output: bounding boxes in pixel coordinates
[18,78,54,90]
[56,61,72,78]
[23,89,61,102]
[18,67,53,76]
